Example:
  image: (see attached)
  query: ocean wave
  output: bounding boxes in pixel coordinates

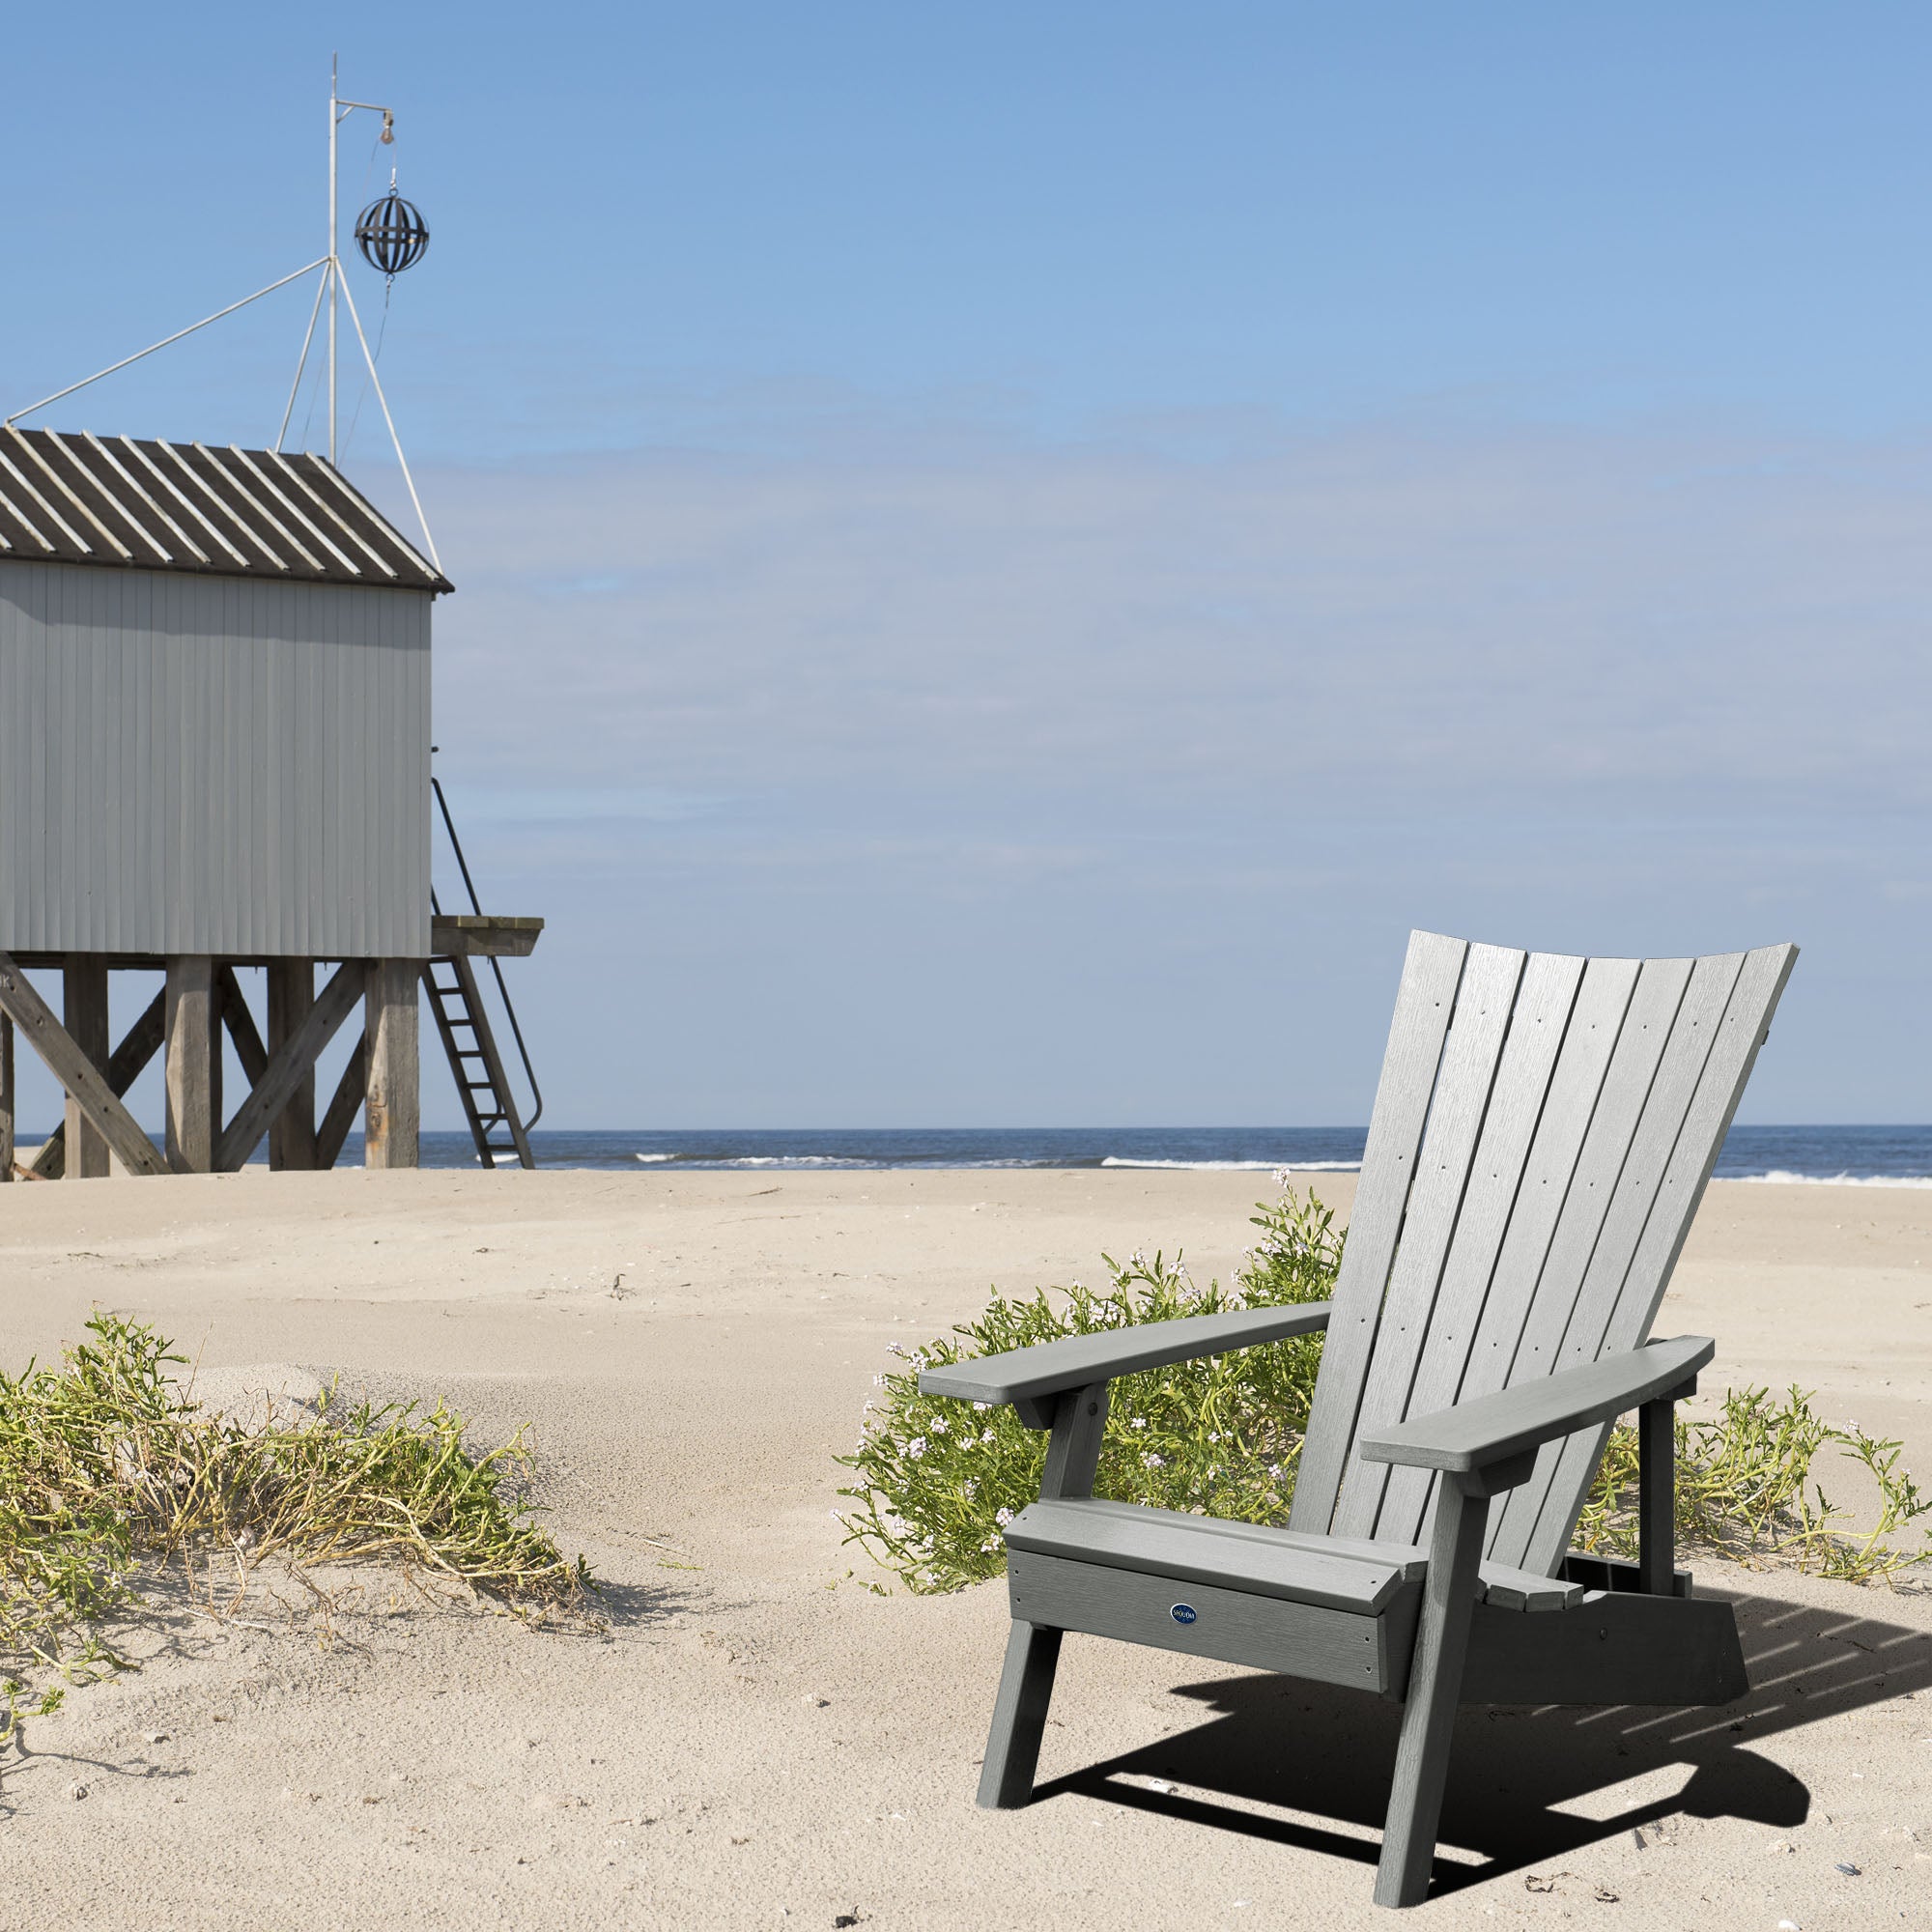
[1725,1169,1932,1189]
[1098,1156,1362,1173]
[633,1152,680,1164]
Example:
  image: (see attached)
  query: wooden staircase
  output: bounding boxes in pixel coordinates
[427,777,543,1170]
[423,941,534,1168]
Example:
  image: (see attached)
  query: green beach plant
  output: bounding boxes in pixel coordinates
[838,1182,1932,1592]
[0,1312,595,1709]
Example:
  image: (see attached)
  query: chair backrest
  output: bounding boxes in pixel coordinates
[1288,931,1796,1576]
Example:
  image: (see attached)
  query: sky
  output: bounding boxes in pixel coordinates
[2,4,1929,1129]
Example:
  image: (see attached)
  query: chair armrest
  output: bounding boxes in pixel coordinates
[919,1304,1333,1422]
[1358,1335,1714,1477]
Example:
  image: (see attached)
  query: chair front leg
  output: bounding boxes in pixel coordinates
[978,1621,1064,1807]
[977,1380,1111,1809]
[1374,1469,1495,1908]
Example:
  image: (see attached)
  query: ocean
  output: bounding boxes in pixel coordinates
[384,1123,1932,1186]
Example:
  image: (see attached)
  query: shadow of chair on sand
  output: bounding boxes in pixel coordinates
[1035,1585,1932,1894]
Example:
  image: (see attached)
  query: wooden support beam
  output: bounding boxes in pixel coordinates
[63,954,111,1178]
[216,963,363,1174]
[31,987,166,1180]
[165,957,220,1174]
[265,959,318,1171]
[0,952,166,1178]
[0,1011,13,1181]
[217,965,270,1086]
[364,959,421,1170]
[316,1034,367,1171]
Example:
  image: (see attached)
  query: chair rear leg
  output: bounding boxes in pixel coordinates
[1375,1478,1489,1908]
[978,1620,1063,1808]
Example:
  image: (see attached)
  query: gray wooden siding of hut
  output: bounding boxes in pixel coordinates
[0,562,430,958]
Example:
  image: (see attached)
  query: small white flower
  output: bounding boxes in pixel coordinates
[1131,1418,1148,1431]
[972,1401,989,1412]
[995,1507,1014,1527]
[980,1430,996,1446]
[1143,1453,1166,1470]
[963,1480,978,1498]
[906,1436,926,1460]
[930,1416,950,1435]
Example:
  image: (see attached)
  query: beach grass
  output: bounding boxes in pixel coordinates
[0,1312,594,1727]
[840,1185,1932,1592]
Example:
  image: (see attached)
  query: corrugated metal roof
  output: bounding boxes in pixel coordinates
[0,427,452,593]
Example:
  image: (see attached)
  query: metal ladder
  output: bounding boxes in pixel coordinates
[427,778,543,1169]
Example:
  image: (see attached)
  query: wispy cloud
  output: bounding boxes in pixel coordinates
[400,415,1932,1124]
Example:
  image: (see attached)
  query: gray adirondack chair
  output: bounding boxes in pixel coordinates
[920,932,1796,1907]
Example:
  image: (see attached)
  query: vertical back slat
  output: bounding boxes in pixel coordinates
[1517,942,1798,1572]
[1484,951,1745,1567]
[1451,954,1640,1406]
[1370,949,1585,1547]
[1329,943,1527,1540]
[1288,930,1467,1535]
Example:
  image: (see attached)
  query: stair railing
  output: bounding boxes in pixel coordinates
[431,775,545,1133]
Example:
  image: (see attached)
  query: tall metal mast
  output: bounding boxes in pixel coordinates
[328,55,396,466]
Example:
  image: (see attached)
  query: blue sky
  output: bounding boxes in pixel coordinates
[3,5,1929,1126]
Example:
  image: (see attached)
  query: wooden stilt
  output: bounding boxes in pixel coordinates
[31,987,166,1180]
[63,954,111,1179]
[266,959,318,1170]
[0,1010,14,1181]
[165,956,219,1174]
[364,959,421,1170]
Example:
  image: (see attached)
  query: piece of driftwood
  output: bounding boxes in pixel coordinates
[920,930,1796,1908]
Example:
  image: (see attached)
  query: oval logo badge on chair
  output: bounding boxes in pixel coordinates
[1170,1603,1198,1625]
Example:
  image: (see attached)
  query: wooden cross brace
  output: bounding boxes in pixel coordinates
[0,952,167,1177]
[213,962,364,1173]
[28,988,167,1179]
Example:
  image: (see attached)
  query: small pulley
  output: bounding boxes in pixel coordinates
[355,171,430,279]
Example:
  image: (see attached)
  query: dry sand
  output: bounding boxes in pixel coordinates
[1,1166,1929,1929]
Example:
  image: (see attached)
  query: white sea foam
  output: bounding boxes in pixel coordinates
[720,1155,846,1167]
[633,1152,680,1163]
[1099,1156,1362,1173]
[1726,1169,1932,1190]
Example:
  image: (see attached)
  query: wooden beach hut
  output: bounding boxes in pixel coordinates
[0,426,539,1180]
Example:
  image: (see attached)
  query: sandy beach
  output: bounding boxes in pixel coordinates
[2,1166,1929,1929]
